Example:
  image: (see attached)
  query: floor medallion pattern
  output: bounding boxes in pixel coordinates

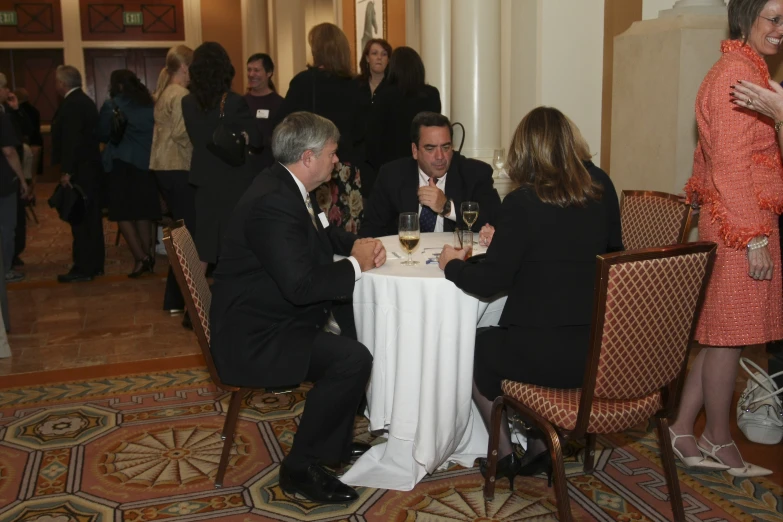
[0,368,779,522]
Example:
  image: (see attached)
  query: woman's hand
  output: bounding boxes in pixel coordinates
[478,224,495,247]
[732,79,783,121]
[438,244,468,270]
[748,240,774,281]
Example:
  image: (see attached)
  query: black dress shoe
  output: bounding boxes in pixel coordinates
[57,272,94,283]
[479,452,521,484]
[279,463,359,504]
[349,442,371,459]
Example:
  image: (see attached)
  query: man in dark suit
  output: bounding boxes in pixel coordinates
[210,112,386,504]
[51,65,105,282]
[361,111,501,238]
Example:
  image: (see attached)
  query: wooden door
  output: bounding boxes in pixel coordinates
[0,48,64,122]
[83,48,168,108]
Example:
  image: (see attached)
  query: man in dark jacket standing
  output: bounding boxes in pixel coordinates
[51,65,104,282]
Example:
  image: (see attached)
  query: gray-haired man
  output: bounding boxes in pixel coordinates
[210,112,385,503]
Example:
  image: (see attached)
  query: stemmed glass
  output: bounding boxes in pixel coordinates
[461,201,479,230]
[398,212,420,266]
[493,148,506,176]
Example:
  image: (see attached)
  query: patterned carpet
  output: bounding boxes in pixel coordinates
[0,368,781,522]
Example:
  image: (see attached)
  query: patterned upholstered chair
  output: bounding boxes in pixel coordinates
[621,190,694,250]
[163,221,253,489]
[482,242,717,522]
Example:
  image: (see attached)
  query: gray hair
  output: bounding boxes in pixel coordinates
[0,72,6,89]
[272,111,340,165]
[56,65,82,89]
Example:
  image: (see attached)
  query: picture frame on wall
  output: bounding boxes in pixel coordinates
[355,0,387,70]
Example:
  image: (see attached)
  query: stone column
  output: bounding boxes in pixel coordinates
[269,0,307,97]
[242,0,269,59]
[419,0,451,118]
[450,0,501,165]
[610,1,728,239]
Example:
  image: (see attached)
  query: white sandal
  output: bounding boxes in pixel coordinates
[668,428,729,471]
[697,436,772,477]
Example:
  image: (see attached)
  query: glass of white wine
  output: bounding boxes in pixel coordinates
[398,212,420,266]
[461,201,479,230]
[493,148,505,175]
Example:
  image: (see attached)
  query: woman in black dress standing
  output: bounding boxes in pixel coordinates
[365,46,441,176]
[439,107,622,484]
[272,23,365,233]
[182,42,259,266]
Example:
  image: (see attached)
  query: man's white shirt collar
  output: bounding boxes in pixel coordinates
[281,163,308,203]
[65,87,79,98]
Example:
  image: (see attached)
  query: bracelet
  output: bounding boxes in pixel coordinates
[747,236,769,250]
[775,121,783,133]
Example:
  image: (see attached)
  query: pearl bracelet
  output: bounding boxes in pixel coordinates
[747,236,769,251]
[776,121,783,133]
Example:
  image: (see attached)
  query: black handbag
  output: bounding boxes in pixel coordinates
[207,93,246,167]
[109,100,128,145]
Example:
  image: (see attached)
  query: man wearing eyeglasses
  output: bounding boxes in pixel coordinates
[361,111,501,238]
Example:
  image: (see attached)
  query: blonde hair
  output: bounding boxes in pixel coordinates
[153,45,194,101]
[565,115,593,162]
[507,107,602,207]
[308,23,353,77]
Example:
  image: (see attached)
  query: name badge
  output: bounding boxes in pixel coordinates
[256,109,270,119]
[318,212,329,228]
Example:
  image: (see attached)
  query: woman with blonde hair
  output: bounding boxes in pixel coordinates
[439,106,622,485]
[149,45,197,314]
[273,23,367,233]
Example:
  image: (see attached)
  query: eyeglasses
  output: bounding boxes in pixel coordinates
[759,15,783,27]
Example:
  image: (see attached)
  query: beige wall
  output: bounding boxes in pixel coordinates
[540,0,605,167]
[201,0,244,93]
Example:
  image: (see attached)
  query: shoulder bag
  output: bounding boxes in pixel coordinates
[207,92,246,167]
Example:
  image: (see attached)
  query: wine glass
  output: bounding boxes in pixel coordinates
[453,228,473,259]
[493,148,505,174]
[461,201,479,230]
[398,212,420,266]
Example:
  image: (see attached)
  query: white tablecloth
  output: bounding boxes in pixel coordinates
[340,232,507,490]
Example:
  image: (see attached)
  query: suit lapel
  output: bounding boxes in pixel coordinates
[401,160,420,213]
[273,164,333,257]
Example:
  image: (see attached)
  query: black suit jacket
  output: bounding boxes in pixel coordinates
[182,91,260,187]
[210,162,359,387]
[445,172,623,329]
[51,88,101,175]
[360,152,501,238]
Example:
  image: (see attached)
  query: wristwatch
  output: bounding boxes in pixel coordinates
[439,199,452,218]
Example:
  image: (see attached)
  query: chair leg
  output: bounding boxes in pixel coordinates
[583,433,596,473]
[539,423,573,522]
[483,396,506,500]
[655,416,686,522]
[215,389,245,489]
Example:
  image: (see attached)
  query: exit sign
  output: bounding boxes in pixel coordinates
[123,11,143,26]
[0,11,17,26]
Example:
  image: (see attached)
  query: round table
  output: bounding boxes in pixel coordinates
[340,233,507,490]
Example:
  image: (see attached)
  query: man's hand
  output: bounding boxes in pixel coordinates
[6,92,18,110]
[60,173,72,187]
[354,237,386,268]
[478,224,495,247]
[438,244,468,270]
[351,238,384,271]
[418,176,447,213]
[18,179,29,199]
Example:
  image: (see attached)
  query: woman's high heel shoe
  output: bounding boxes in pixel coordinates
[697,436,772,477]
[128,256,154,279]
[478,452,521,489]
[517,450,553,487]
[668,429,729,471]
